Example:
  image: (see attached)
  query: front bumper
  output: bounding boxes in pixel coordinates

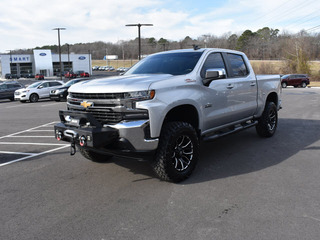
[50,93,65,101]
[54,110,159,152]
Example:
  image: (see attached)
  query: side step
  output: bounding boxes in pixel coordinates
[202,120,258,142]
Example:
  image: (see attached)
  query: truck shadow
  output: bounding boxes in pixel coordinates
[112,118,320,183]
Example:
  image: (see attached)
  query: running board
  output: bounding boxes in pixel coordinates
[202,120,258,142]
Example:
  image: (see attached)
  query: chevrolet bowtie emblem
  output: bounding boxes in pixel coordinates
[80,101,93,108]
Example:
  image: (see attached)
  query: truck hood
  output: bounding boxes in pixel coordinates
[68,74,174,93]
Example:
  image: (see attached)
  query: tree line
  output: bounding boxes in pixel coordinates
[8,27,320,74]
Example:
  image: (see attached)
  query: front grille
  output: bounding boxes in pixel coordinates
[68,106,123,124]
[70,92,125,99]
[68,92,148,125]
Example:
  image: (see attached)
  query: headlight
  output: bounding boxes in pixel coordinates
[124,90,155,101]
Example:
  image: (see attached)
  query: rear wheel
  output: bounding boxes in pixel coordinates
[301,82,307,88]
[152,121,199,182]
[256,102,278,138]
[79,148,113,162]
[29,93,39,103]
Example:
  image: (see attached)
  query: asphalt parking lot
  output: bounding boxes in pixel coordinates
[0,87,320,240]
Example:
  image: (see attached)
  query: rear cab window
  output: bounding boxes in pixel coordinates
[227,53,249,77]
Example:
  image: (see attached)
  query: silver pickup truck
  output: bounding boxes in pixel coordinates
[54,48,281,182]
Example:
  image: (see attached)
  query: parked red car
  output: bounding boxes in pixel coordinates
[64,72,77,78]
[35,74,44,80]
[80,72,90,77]
[75,71,90,77]
[281,74,310,88]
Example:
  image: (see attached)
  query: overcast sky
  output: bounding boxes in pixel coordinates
[0,0,319,53]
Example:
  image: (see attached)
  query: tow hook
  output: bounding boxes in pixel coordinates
[71,138,76,155]
[56,131,62,141]
[64,130,79,156]
[79,135,86,147]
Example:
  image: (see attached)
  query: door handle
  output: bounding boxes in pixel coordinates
[250,82,256,86]
[226,84,234,89]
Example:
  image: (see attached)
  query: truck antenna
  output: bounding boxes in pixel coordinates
[192,44,200,50]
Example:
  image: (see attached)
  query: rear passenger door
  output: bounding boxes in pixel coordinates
[37,82,50,98]
[200,52,257,131]
[224,53,258,121]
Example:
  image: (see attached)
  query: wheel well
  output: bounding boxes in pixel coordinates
[266,92,278,106]
[30,93,39,97]
[163,105,199,132]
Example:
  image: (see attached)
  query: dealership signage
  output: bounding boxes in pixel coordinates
[9,56,31,63]
[79,56,86,60]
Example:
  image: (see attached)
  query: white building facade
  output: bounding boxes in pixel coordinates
[0,49,91,78]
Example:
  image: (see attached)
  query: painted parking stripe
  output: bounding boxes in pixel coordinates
[41,102,62,107]
[0,142,68,146]
[0,145,69,167]
[0,151,36,156]
[28,130,53,132]
[7,136,54,138]
[0,121,58,140]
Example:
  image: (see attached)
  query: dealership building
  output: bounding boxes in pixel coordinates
[0,49,91,78]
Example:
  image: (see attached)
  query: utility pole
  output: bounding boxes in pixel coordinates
[125,23,153,60]
[52,27,66,80]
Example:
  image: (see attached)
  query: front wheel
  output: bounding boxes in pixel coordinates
[281,82,287,88]
[29,93,39,103]
[256,102,278,138]
[152,121,199,182]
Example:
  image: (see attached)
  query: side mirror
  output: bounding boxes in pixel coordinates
[38,85,43,89]
[203,68,226,86]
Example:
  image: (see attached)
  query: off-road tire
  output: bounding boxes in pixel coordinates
[152,121,199,182]
[29,93,39,103]
[256,102,278,138]
[79,147,113,162]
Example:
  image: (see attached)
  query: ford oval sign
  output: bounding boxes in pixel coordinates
[39,53,47,56]
[79,56,86,60]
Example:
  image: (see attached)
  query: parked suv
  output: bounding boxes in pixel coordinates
[50,78,88,101]
[281,74,309,88]
[0,81,24,101]
[14,80,63,103]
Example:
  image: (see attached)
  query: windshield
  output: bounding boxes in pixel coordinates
[281,74,290,79]
[27,82,42,88]
[64,80,76,87]
[124,51,203,76]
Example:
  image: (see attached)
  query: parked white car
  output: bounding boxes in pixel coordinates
[14,80,64,103]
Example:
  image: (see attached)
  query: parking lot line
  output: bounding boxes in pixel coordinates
[28,130,53,132]
[0,142,68,146]
[41,102,62,107]
[0,145,69,167]
[5,104,29,109]
[0,151,36,156]
[0,121,57,140]
[8,136,55,138]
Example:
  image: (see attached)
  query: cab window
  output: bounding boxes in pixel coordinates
[227,53,249,77]
[200,53,226,78]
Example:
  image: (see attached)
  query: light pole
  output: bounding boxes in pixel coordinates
[6,50,12,72]
[88,50,91,75]
[52,27,66,80]
[67,44,70,71]
[125,23,153,60]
